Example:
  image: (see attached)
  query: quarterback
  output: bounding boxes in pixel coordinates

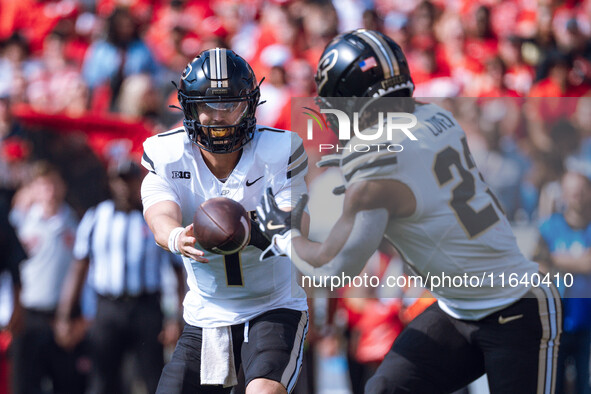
[257,29,562,393]
[141,49,308,394]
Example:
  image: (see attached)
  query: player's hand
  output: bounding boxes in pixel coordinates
[256,188,308,258]
[54,317,87,351]
[177,223,209,263]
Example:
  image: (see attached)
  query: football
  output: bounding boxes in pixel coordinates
[193,197,251,255]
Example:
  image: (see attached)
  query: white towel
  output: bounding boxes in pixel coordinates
[200,326,237,387]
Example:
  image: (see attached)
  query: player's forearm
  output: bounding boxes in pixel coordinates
[144,202,184,251]
[151,216,184,250]
[292,237,340,267]
[289,209,389,278]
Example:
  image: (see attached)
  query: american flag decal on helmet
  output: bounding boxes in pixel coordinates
[360,57,377,72]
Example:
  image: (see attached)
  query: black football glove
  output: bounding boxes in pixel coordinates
[256,187,308,259]
[247,218,272,251]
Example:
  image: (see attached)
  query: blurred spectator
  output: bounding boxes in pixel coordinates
[247,3,302,80]
[472,102,529,221]
[0,93,30,191]
[464,5,498,70]
[362,9,382,32]
[258,65,289,127]
[114,73,163,128]
[144,0,211,72]
[82,7,161,112]
[520,151,563,221]
[27,30,89,116]
[409,1,438,47]
[56,159,184,394]
[554,17,591,87]
[0,185,25,330]
[9,161,86,394]
[572,96,591,159]
[0,0,79,54]
[473,56,521,97]
[300,1,339,69]
[498,35,534,96]
[333,0,365,32]
[530,51,591,97]
[383,11,410,52]
[0,33,39,105]
[95,0,158,24]
[535,169,591,394]
[433,13,480,92]
[0,185,26,394]
[533,5,558,59]
[410,42,459,97]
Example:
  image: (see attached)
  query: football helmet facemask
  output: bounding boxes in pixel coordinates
[178,48,261,154]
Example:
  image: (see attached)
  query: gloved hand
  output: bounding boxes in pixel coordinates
[256,188,308,259]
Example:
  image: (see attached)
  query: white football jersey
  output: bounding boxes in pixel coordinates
[340,103,539,320]
[141,126,308,327]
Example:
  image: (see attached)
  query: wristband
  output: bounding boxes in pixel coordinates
[168,227,184,255]
[273,229,302,259]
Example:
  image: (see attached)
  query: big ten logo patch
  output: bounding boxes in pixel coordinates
[172,171,191,179]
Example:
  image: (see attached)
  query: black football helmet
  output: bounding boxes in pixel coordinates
[177,48,260,153]
[315,29,414,99]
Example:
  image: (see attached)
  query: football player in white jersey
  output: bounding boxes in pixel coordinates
[141,49,308,394]
[257,29,562,394]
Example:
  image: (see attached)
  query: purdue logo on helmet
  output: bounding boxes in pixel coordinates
[177,48,261,154]
[316,49,339,93]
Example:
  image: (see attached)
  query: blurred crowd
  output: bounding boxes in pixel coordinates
[0,0,590,215]
[1,0,591,394]
[0,0,590,130]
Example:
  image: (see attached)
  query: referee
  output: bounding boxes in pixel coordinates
[56,160,185,394]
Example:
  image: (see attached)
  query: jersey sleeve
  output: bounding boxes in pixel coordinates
[340,145,400,186]
[140,136,182,213]
[141,172,181,213]
[274,134,308,209]
[141,150,157,174]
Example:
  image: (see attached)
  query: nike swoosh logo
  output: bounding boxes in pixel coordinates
[267,221,285,231]
[498,314,523,324]
[246,176,264,187]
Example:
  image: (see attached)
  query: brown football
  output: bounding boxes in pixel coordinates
[193,197,251,255]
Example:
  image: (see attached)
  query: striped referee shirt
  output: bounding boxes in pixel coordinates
[73,200,181,298]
